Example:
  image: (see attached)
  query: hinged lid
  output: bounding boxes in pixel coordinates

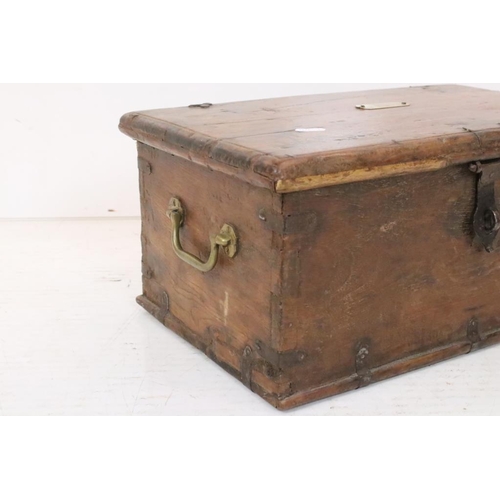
[119,85,500,193]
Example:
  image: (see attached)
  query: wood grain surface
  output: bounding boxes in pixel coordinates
[137,144,288,400]
[277,165,500,407]
[120,86,500,191]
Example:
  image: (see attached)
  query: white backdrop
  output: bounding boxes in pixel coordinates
[1,83,499,219]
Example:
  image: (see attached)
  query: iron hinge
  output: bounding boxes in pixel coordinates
[470,160,500,252]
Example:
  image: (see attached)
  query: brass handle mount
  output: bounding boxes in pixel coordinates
[167,198,238,273]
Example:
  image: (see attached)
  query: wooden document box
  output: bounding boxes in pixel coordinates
[120,86,500,410]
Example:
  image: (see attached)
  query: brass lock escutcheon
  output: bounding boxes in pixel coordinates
[167,198,238,273]
[470,160,500,253]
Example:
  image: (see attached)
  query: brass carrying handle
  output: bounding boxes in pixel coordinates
[167,198,238,273]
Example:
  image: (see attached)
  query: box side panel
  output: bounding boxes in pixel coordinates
[279,165,500,405]
[137,144,286,400]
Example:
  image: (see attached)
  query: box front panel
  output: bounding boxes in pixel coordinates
[137,144,282,396]
[281,165,500,398]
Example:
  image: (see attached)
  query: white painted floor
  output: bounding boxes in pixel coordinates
[1,219,500,416]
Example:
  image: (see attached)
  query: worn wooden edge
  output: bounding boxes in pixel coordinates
[120,113,276,190]
[258,128,500,179]
[122,112,500,193]
[275,159,449,193]
[272,129,500,193]
[136,294,500,411]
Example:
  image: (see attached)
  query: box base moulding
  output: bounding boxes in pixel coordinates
[137,294,500,411]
